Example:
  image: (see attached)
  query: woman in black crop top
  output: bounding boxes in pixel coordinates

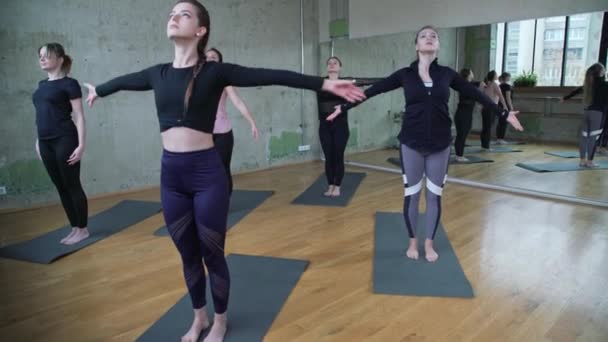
[328,25,522,263]
[316,56,380,197]
[82,2,364,341]
[33,43,89,246]
[561,63,608,167]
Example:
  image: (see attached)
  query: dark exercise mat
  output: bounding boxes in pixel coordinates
[545,151,608,159]
[154,190,274,236]
[544,151,579,158]
[452,146,523,154]
[136,254,309,342]
[373,212,474,298]
[466,140,526,146]
[291,172,366,207]
[0,200,162,264]
[516,160,608,173]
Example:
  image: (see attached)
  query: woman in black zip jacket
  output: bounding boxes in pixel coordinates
[328,25,523,263]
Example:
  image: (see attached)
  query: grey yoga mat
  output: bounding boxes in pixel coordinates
[136,254,309,342]
[373,212,474,298]
[291,172,366,207]
[516,160,608,173]
[0,200,162,264]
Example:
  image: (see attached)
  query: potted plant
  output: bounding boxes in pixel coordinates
[513,70,538,87]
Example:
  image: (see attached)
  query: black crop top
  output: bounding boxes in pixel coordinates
[96,62,325,133]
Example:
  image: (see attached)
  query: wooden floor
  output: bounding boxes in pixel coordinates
[1,144,607,341]
[348,141,608,202]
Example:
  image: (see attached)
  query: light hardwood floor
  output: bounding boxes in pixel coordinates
[1,144,607,341]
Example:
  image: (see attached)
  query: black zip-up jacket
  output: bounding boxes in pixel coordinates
[340,59,506,152]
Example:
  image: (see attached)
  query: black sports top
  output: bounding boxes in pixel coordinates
[96,61,325,133]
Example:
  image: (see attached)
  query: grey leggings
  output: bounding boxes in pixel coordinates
[399,144,450,240]
[580,110,604,161]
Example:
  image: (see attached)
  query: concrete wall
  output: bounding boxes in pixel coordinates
[347,0,607,39]
[0,0,322,209]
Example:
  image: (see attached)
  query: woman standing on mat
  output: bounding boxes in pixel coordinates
[83,1,364,341]
[33,43,89,245]
[205,47,259,195]
[479,70,508,151]
[317,56,380,197]
[561,63,608,167]
[496,72,514,145]
[328,26,522,262]
[453,68,480,162]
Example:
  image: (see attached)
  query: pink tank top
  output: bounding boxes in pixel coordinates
[213,90,231,134]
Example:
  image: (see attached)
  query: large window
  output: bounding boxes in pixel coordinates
[494,11,605,86]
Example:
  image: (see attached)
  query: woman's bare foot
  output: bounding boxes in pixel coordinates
[425,239,439,262]
[60,228,77,244]
[585,160,599,168]
[64,227,90,245]
[455,156,469,163]
[580,158,588,167]
[204,312,227,342]
[406,238,419,260]
[182,308,210,342]
[324,185,335,197]
[331,186,341,197]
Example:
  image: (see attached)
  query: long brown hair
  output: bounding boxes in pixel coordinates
[38,42,73,75]
[583,63,605,107]
[177,0,210,114]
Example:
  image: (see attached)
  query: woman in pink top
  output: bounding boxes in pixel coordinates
[205,48,259,194]
[479,70,507,150]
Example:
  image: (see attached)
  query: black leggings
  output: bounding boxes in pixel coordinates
[453,104,474,157]
[213,130,235,194]
[38,135,88,228]
[319,119,350,186]
[599,112,608,148]
[480,107,495,149]
[496,108,508,140]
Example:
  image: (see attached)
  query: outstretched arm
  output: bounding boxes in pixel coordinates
[325,71,403,121]
[219,63,365,103]
[83,66,155,107]
[562,87,583,102]
[451,72,523,131]
[225,86,259,139]
[341,77,384,87]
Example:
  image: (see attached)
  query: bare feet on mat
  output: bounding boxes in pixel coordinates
[204,312,227,342]
[64,228,90,245]
[324,185,335,197]
[182,308,210,342]
[60,228,77,244]
[580,159,588,167]
[425,239,439,262]
[406,238,419,260]
[331,186,341,197]
[455,156,469,163]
